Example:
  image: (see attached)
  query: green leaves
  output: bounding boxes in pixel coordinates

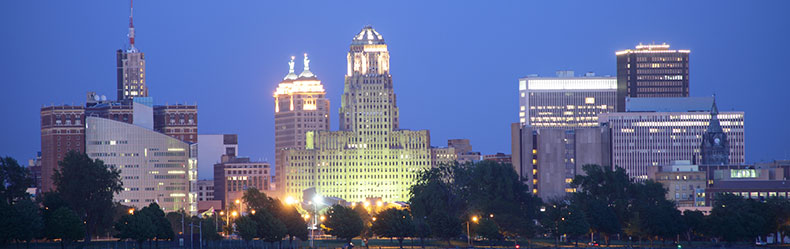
[371,208,414,248]
[46,207,85,244]
[323,204,363,242]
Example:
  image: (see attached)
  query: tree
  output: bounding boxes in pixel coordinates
[114,211,155,248]
[540,199,567,246]
[709,194,766,243]
[413,217,431,249]
[764,197,790,244]
[52,151,123,242]
[372,208,415,248]
[200,216,222,241]
[463,161,542,238]
[571,165,631,245]
[235,216,257,248]
[281,205,308,248]
[7,198,44,245]
[476,218,503,241]
[46,207,85,249]
[323,204,363,243]
[353,204,372,247]
[251,209,287,244]
[0,157,33,204]
[409,164,464,247]
[139,203,175,247]
[559,203,589,247]
[681,210,707,244]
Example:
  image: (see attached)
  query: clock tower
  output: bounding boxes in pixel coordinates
[700,98,730,165]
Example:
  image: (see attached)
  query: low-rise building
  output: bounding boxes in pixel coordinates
[213,155,272,210]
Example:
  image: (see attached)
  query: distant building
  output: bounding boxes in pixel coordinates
[701,161,790,203]
[283,26,433,203]
[273,55,330,198]
[599,97,745,180]
[511,124,612,200]
[27,152,42,189]
[700,100,730,165]
[154,104,198,143]
[197,134,238,180]
[116,6,147,101]
[518,71,617,127]
[213,155,272,210]
[196,179,215,202]
[616,43,690,110]
[483,153,512,164]
[85,116,197,213]
[430,139,482,166]
[648,160,707,207]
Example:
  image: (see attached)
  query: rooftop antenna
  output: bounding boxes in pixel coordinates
[128,0,137,51]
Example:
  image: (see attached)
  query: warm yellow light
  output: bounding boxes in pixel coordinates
[251,210,256,215]
[285,196,297,205]
[235,199,240,204]
[376,200,383,207]
[372,217,377,221]
[320,215,326,221]
[489,214,494,218]
[472,216,479,223]
[304,214,310,219]
[128,208,135,214]
[231,211,238,217]
[219,211,225,215]
[363,201,370,207]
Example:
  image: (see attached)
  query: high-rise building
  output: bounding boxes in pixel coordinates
[116,1,147,101]
[511,123,612,200]
[273,55,330,198]
[86,116,197,213]
[196,179,215,202]
[518,71,617,127]
[40,105,85,192]
[27,152,42,189]
[616,43,690,110]
[599,97,745,180]
[213,155,272,210]
[283,26,433,203]
[197,134,238,180]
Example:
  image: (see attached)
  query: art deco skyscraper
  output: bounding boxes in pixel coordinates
[274,55,330,197]
[116,0,147,101]
[284,26,432,203]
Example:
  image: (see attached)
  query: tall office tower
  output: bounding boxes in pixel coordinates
[197,134,239,180]
[213,155,272,210]
[116,1,147,101]
[616,43,690,110]
[599,97,745,180]
[273,55,330,198]
[86,116,197,213]
[154,104,198,143]
[700,99,730,165]
[283,26,432,203]
[511,123,612,200]
[39,105,85,192]
[518,71,617,127]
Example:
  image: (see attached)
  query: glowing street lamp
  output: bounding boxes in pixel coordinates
[231,211,238,217]
[251,210,256,215]
[285,196,297,205]
[468,216,479,247]
[128,208,135,215]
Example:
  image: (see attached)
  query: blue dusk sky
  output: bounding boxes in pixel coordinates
[1,1,789,165]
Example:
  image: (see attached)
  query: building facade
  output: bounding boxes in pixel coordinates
[213,155,272,209]
[196,179,215,202]
[483,153,512,164]
[116,6,147,101]
[283,26,433,203]
[274,55,330,198]
[519,71,617,127]
[599,97,745,180]
[197,134,238,180]
[616,43,690,110]
[511,123,612,200]
[649,160,707,207]
[153,104,198,143]
[85,116,197,213]
[40,105,85,192]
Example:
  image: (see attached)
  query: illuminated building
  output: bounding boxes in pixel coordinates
[599,97,745,180]
[213,155,272,210]
[518,71,617,127]
[283,26,433,203]
[274,55,330,198]
[616,43,690,110]
[648,160,707,207]
[117,0,147,101]
[511,123,612,200]
[86,116,197,213]
[431,139,481,166]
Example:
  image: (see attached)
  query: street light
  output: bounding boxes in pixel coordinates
[285,196,297,205]
[468,216,479,247]
[128,208,135,215]
[310,195,324,248]
[251,210,256,215]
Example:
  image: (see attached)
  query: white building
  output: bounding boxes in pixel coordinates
[197,134,238,180]
[599,97,745,180]
[86,115,197,213]
[519,71,617,128]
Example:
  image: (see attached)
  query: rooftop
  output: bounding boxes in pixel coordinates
[352,26,385,45]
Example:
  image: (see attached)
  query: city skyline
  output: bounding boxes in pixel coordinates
[2,1,790,165]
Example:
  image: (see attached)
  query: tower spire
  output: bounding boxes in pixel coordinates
[128,0,136,50]
[284,56,298,80]
[298,53,315,78]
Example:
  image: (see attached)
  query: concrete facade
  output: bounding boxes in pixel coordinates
[213,155,272,210]
[616,43,690,110]
[518,72,617,127]
[197,134,238,180]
